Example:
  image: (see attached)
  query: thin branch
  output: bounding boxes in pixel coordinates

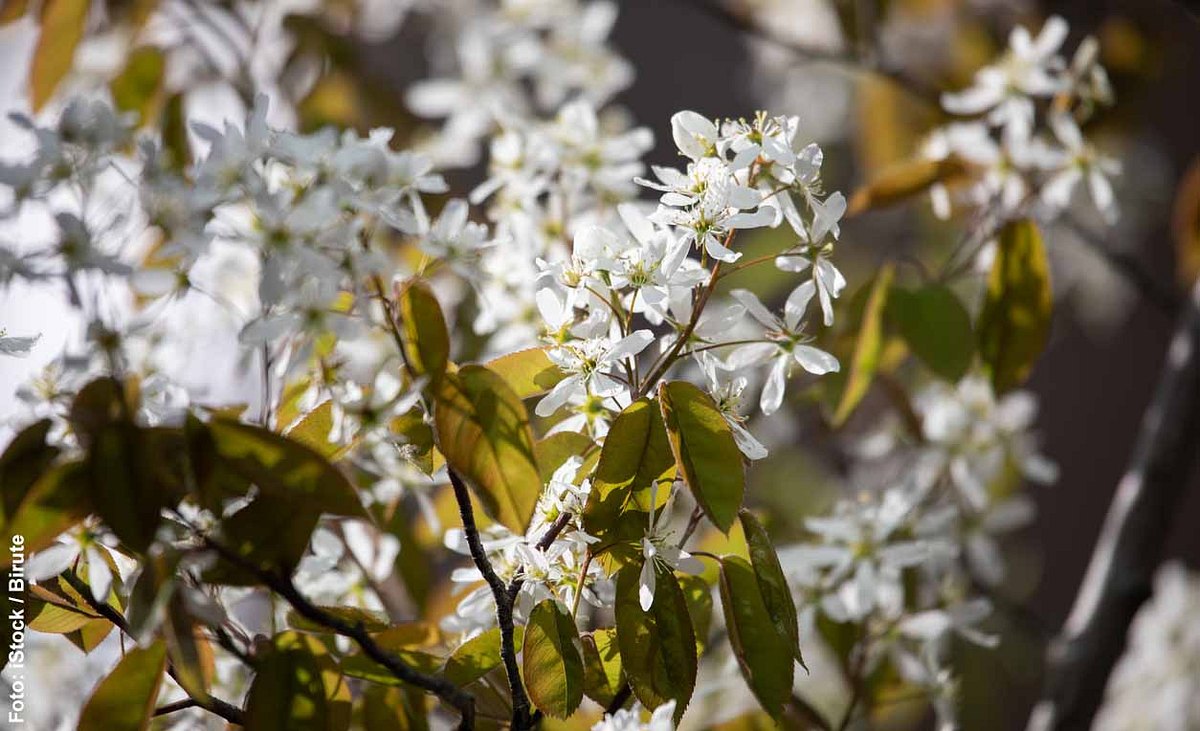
[1061,215,1181,316]
[1028,278,1200,731]
[60,572,246,727]
[199,536,477,728]
[447,470,534,730]
[153,699,199,717]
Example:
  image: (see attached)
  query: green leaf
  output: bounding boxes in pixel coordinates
[678,574,714,646]
[87,423,173,553]
[718,555,795,719]
[581,628,624,707]
[658,381,745,533]
[886,284,974,382]
[533,431,595,483]
[522,599,584,718]
[78,640,168,731]
[341,648,442,686]
[29,0,88,110]
[396,279,450,385]
[110,46,164,123]
[287,605,391,634]
[362,685,429,731]
[205,495,320,584]
[444,626,524,687]
[208,417,365,518]
[833,263,894,426]
[284,400,338,459]
[164,592,210,702]
[0,461,90,567]
[434,365,541,533]
[484,347,566,399]
[0,419,59,525]
[978,219,1053,393]
[615,561,697,719]
[27,584,102,634]
[245,631,351,731]
[847,157,966,215]
[739,511,803,667]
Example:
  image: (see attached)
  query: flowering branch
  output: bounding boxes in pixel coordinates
[61,572,247,727]
[198,535,478,728]
[1029,278,1200,730]
[447,469,535,729]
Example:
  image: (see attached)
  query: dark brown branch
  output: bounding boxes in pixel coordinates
[447,469,535,729]
[153,698,199,717]
[61,572,246,726]
[1029,278,1200,730]
[200,536,477,728]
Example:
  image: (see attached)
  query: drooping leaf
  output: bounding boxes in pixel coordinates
[245,631,351,731]
[208,417,365,518]
[164,591,212,702]
[29,0,88,111]
[434,365,541,533]
[0,461,90,567]
[615,561,697,720]
[204,495,320,585]
[978,220,1053,393]
[27,583,102,634]
[444,626,524,687]
[87,423,173,553]
[847,157,966,216]
[0,419,59,525]
[484,347,566,399]
[110,46,164,123]
[77,640,168,731]
[659,381,745,533]
[887,284,974,382]
[739,511,803,667]
[581,628,624,707]
[522,599,584,718]
[396,279,450,385]
[533,431,595,483]
[833,263,894,426]
[718,556,795,719]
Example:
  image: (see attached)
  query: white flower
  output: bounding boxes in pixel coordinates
[638,482,703,611]
[592,700,676,731]
[536,330,654,417]
[698,352,767,460]
[775,246,846,327]
[1040,113,1121,223]
[726,288,839,415]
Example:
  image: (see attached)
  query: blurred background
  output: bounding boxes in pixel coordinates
[2,0,1198,728]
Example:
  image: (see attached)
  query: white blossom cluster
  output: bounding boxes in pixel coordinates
[1094,562,1200,731]
[925,16,1120,224]
[780,373,1056,729]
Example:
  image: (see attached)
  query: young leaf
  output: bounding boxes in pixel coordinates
[659,381,745,533]
[739,511,804,667]
[434,365,541,533]
[533,431,595,483]
[718,555,795,719]
[29,0,88,111]
[846,157,965,215]
[978,219,1053,394]
[396,279,450,385]
[284,400,339,459]
[522,599,585,718]
[78,640,168,731]
[887,284,974,382]
[245,631,351,731]
[208,417,365,518]
[0,418,59,524]
[110,46,164,123]
[584,398,675,545]
[833,263,894,426]
[484,347,566,399]
[0,462,90,567]
[444,626,524,687]
[615,561,697,719]
[581,628,624,706]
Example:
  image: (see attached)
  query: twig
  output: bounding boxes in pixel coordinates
[60,572,247,726]
[1061,216,1181,317]
[448,470,534,729]
[199,536,477,728]
[153,698,199,717]
[1028,278,1200,731]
